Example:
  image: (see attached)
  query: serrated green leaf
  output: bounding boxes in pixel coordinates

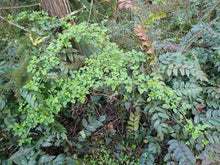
[129,112,135,121]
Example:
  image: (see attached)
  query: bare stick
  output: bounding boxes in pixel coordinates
[0,3,40,10]
[0,15,30,32]
[70,6,86,16]
[87,0,93,26]
[203,1,220,22]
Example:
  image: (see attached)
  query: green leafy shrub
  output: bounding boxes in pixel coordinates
[0,0,219,165]
[81,144,139,165]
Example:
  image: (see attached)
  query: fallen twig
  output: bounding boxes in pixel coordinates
[0,15,31,32]
[0,3,40,10]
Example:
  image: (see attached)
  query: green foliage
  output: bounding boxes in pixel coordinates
[166,140,196,165]
[156,52,209,82]
[82,145,139,165]
[127,111,141,132]
[140,136,160,165]
[11,17,182,145]
[8,146,76,165]
[79,116,106,140]
[194,109,220,128]
[145,103,171,141]
[0,0,220,164]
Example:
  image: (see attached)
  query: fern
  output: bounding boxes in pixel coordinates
[197,131,220,164]
[173,81,202,98]
[127,111,141,132]
[106,21,138,51]
[198,144,220,165]
[166,140,196,165]
[148,12,166,22]
[194,109,220,128]
[203,87,220,109]
[157,52,208,82]
[205,132,220,145]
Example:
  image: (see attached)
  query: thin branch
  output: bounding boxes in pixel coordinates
[59,6,86,23]
[0,15,30,32]
[70,6,86,16]
[203,1,220,22]
[0,3,40,10]
[87,0,94,26]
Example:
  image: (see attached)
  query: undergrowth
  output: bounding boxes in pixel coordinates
[0,0,219,164]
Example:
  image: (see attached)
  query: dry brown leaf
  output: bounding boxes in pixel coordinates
[107,123,116,135]
[196,103,206,114]
[147,46,154,54]
[143,41,151,47]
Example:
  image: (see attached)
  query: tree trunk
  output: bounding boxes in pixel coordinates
[40,0,71,19]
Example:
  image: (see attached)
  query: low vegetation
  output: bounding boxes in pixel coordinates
[0,0,219,164]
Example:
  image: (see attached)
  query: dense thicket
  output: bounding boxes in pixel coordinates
[0,0,219,164]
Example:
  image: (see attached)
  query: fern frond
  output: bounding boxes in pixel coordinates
[198,144,220,165]
[148,12,166,22]
[173,81,202,98]
[157,52,208,82]
[203,87,220,109]
[205,132,220,145]
[194,109,220,128]
[127,111,141,131]
[167,140,196,165]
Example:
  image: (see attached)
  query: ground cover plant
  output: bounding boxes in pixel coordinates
[0,0,219,164]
